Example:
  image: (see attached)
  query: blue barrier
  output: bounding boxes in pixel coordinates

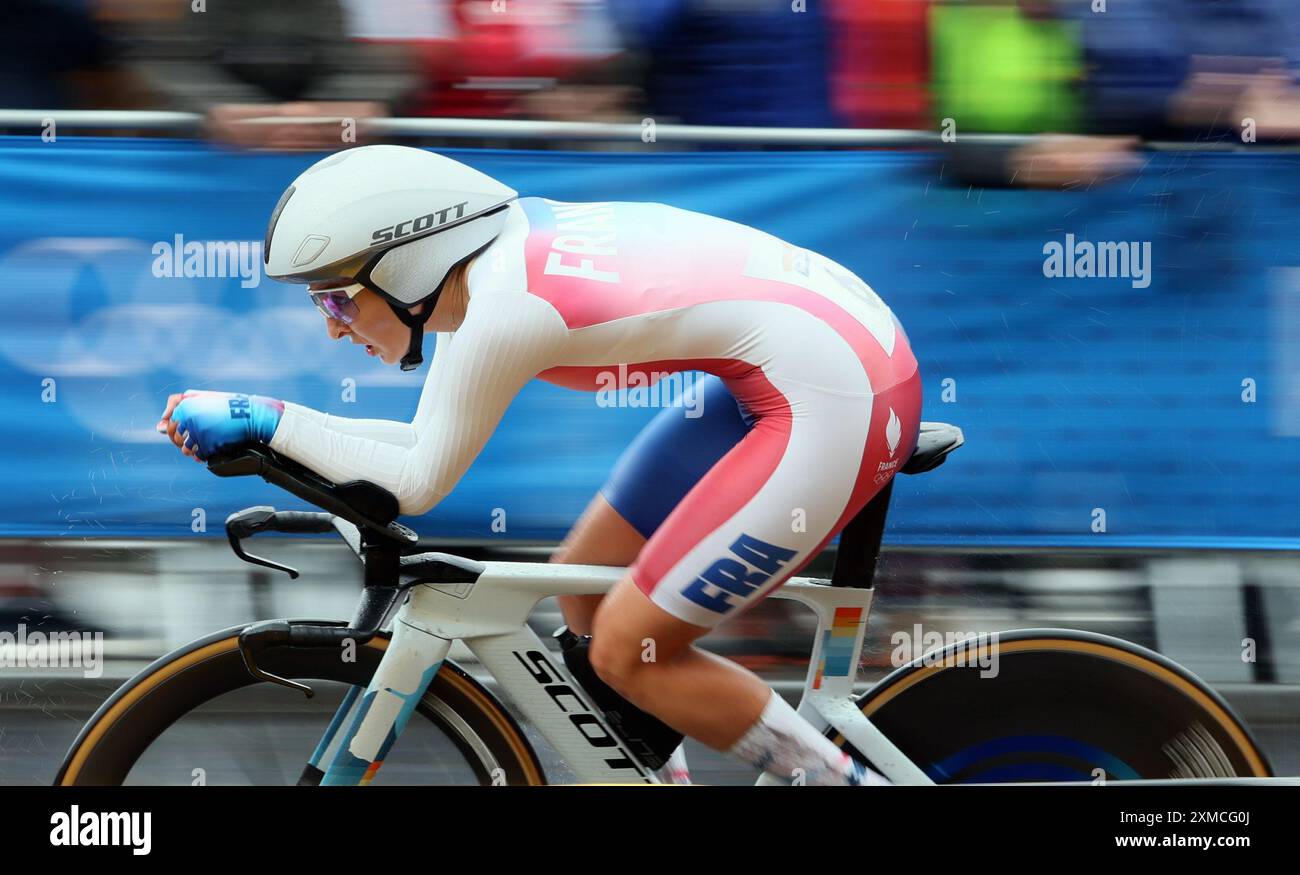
[1,137,1298,547]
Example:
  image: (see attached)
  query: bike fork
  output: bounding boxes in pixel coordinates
[303,617,451,786]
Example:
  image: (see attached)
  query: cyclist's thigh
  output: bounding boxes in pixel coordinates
[600,374,753,540]
[553,492,647,566]
[630,372,922,629]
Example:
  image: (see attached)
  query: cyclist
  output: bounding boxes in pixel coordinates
[158,145,921,786]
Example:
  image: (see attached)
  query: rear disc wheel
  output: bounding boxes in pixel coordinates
[834,629,1272,783]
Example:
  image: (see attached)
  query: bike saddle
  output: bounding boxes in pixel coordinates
[902,421,965,475]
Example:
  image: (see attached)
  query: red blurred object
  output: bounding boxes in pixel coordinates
[830,0,932,130]
[401,0,615,119]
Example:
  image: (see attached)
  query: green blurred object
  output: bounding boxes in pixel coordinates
[930,3,1083,134]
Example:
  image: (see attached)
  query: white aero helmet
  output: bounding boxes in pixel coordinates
[264,145,518,370]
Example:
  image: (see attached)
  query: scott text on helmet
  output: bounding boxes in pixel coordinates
[371,201,471,245]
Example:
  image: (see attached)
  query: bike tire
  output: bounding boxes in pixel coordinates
[832,629,1273,782]
[55,621,547,786]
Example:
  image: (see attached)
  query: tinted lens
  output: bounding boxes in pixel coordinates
[310,290,360,324]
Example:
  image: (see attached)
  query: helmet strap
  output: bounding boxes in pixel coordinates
[371,238,497,371]
[389,294,440,371]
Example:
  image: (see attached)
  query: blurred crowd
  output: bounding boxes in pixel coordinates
[6,0,1300,151]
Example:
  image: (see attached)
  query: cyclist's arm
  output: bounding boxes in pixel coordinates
[275,332,454,449]
[268,294,567,515]
[277,405,417,448]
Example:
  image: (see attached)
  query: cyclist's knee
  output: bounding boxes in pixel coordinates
[589,576,703,695]
[588,628,642,696]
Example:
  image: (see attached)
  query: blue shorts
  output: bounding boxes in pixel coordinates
[599,351,922,629]
[600,375,756,539]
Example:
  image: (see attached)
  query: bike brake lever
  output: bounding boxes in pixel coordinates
[238,620,314,697]
[225,506,300,579]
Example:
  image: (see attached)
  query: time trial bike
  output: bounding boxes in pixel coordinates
[55,422,1276,785]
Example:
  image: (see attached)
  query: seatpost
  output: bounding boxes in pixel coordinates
[831,481,894,589]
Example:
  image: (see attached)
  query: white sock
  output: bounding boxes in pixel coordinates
[727,690,890,786]
[654,744,692,785]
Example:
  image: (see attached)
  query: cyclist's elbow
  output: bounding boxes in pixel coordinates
[396,446,457,516]
[397,478,449,517]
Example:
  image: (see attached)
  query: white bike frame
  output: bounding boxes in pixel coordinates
[307,559,934,785]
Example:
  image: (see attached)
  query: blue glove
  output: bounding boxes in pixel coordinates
[165,390,284,462]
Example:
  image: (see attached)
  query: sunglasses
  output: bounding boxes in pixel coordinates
[308,281,364,325]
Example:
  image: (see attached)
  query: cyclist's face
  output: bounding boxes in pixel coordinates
[322,287,409,365]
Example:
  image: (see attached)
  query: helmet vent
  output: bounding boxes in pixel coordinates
[292,235,331,268]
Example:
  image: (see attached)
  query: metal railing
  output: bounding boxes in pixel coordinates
[0,109,931,145]
[0,109,1285,151]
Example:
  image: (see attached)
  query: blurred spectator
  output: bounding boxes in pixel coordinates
[1062,0,1300,141]
[605,0,836,127]
[1,0,115,109]
[116,0,416,149]
[1164,0,1300,142]
[930,0,1084,135]
[928,0,1300,189]
[342,0,624,121]
[5,0,1300,150]
[830,0,931,130]
[1057,0,1189,140]
[928,0,1126,189]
